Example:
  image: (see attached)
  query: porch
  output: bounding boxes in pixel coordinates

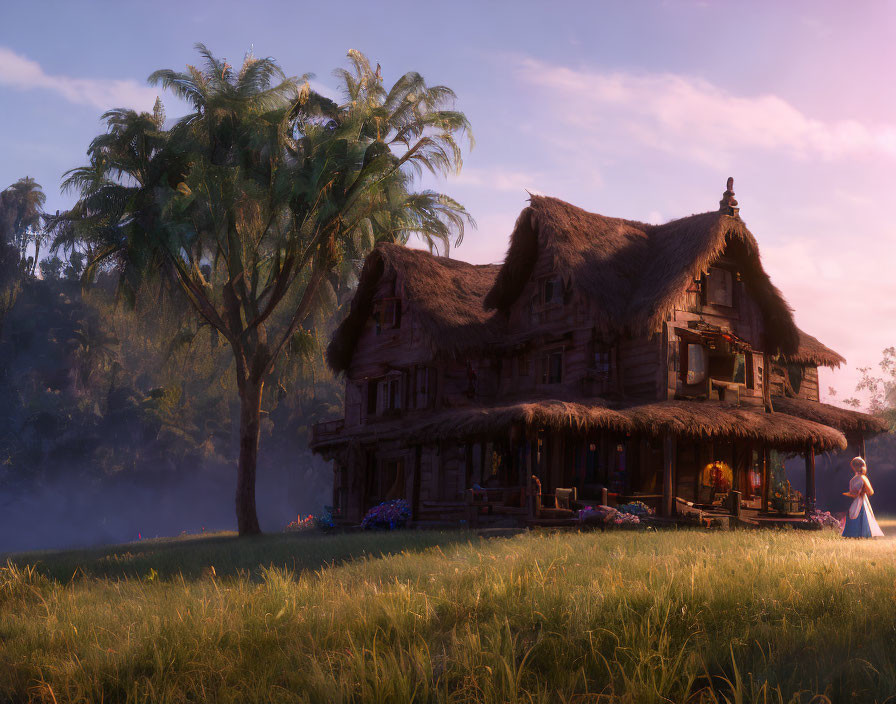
[314,397,884,527]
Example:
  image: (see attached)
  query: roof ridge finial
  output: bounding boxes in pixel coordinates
[719,176,739,216]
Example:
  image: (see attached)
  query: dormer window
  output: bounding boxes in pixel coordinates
[705,267,733,307]
[373,297,402,334]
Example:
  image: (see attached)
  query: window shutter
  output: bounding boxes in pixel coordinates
[679,340,689,382]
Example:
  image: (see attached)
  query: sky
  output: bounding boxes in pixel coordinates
[1,0,894,406]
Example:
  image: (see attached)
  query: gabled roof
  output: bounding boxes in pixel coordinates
[484,194,801,355]
[783,329,847,368]
[326,243,502,373]
[327,186,845,373]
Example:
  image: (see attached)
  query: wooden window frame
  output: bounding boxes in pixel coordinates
[414,366,436,409]
[704,267,735,309]
[541,349,564,385]
[372,297,402,335]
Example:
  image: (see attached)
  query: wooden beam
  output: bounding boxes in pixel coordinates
[693,443,701,504]
[860,434,866,459]
[662,433,676,517]
[761,448,770,513]
[805,446,816,514]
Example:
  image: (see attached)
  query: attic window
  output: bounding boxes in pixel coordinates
[705,267,733,307]
[542,277,563,305]
[373,297,402,334]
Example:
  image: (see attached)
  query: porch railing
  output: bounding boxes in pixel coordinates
[311,418,345,445]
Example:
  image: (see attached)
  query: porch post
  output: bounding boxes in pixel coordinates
[860,434,866,459]
[805,446,816,514]
[761,448,770,513]
[662,433,676,517]
[464,442,473,490]
[411,444,422,523]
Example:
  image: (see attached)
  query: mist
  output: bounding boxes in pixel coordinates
[0,450,331,555]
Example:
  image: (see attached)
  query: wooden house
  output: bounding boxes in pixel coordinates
[311,179,887,526]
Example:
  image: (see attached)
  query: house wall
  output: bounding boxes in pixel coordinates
[325,240,831,524]
[497,248,629,399]
[769,362,820,401]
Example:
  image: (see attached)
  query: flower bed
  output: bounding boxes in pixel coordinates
[805,509,840,530]
[284,514,315,532]
[578,505,642,527]
[615,501,655,518]
[361,499,411,530]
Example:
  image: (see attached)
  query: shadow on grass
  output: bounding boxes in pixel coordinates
[4,529,478,582]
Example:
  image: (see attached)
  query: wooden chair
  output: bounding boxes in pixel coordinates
[555,487,578,510]
[527,476,577,520]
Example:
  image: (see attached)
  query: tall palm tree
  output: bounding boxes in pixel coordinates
[56,45,474,535]
[0,176,46,276]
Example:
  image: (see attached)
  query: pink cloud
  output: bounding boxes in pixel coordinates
[0,46,157,111]
[518,58,896,164]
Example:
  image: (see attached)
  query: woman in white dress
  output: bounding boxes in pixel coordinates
[841,457,884,538]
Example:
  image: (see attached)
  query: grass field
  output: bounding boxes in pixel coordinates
[3,526,896,703]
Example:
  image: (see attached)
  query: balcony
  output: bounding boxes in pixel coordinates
[311,418,345,447]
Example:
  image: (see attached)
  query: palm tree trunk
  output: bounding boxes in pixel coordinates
[236,377,264,535]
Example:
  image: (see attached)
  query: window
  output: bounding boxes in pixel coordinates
[366,380,378,416]
[372,297,402,334]
[415,366,435,408]
[590,339,611,380]
[705,267,733,307]
[541,350,563,384]
[528,290,540,323]
[466,362,478,397]
[369,374,402,416]
[542,277,563,305]
[679,342,707,385]
[786,364,804,395]
[378,377,402,413]
[731,352,755,389]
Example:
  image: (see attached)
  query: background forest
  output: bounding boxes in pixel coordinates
[0,261,340,552]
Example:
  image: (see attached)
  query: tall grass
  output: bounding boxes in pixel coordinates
[2,529,895,703]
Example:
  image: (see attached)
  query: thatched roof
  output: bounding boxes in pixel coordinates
[327,243,503,373]
[780,329,846,368]
[771,396,888,435]
[484,196,800,355]
[620,400,846,451]
[313,398,848,453]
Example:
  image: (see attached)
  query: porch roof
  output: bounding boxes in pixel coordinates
[770,397,888,435]
[313,398,849,453]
